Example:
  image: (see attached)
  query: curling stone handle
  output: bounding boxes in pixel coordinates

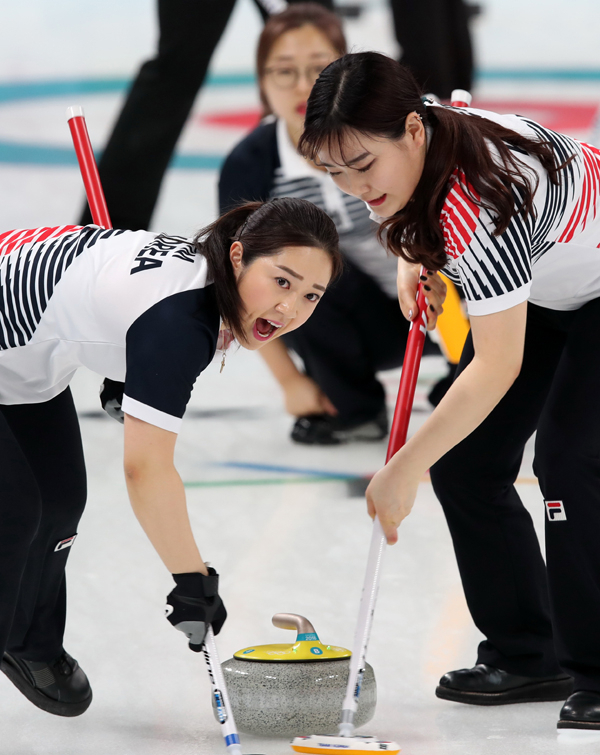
[272,613,317,636]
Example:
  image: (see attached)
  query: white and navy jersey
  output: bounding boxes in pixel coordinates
[437,107,600,316]
[219,118,399,299]
[0,225,220,432]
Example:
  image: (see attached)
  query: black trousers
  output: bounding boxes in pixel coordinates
[0,389,86,661]
[79,0,334,231]
[430,300,600,692]
[283,261,412,424]
[390,0,473,99]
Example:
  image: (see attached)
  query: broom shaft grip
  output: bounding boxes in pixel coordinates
[203,626,243,755]
[387,277,428,461]
[66,106,112,230]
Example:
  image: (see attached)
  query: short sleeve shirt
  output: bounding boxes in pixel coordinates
[0,225,220,432]
[437,108,600,315]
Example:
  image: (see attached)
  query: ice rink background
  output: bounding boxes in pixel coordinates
[0,1,599,753]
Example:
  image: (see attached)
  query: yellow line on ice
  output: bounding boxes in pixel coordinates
[291,749,400,755]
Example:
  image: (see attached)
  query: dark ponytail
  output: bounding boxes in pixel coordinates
[299,52,574,270]
[194,198,341,340]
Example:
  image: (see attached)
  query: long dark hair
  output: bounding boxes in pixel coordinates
[299,52,572,270]
[194,198,341,340]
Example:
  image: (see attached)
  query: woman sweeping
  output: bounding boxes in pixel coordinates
[0,198,340,716]
[300,51,600,733]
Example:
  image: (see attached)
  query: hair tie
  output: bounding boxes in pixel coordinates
[422,94,442,107]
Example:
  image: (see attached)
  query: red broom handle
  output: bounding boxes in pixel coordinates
[385,278,427,462]
[66,106,112,230]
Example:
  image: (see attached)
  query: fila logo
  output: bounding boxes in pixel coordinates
[54,534,77,552]
[545,500,567,521]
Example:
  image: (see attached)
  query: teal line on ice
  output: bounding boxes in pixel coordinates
[1,67,599,168]
[0,72,252,168]
[0,66,597,107]
[183,460,367,488]
[184,475,356,489]
[478,68,600,81]
[0,72,256,104]
[0,141,223,170]
[217,460,361,478]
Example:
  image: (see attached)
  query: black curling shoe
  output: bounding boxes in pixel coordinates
[291,408,388,445]
[436,663,573,705]
[1,650,92,716]
[558,691,600,730]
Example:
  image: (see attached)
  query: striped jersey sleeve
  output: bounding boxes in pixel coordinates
[441,168,534,316]
[0,225,124,349]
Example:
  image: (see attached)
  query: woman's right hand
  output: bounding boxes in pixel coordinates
[397,259,447,331]
[365,450,422,544]
[282,373,337,417]
[166,569,227,651]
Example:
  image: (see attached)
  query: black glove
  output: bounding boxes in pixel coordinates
[165,569,227,652]
[100,378,124,423]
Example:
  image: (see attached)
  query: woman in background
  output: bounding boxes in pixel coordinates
[219,3,448,445]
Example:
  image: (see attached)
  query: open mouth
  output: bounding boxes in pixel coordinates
[253,317,283,342]
[367,194,387,207]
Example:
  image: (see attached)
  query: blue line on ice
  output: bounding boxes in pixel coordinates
[217,461,363,479]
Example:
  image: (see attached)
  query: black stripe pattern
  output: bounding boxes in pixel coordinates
[522,118,580,263]
[271,170,373,239]
[0,227,124,349]
[441,116,582,308]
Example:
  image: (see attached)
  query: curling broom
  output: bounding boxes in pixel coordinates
[291,276,429,755]
[66,104,256,755]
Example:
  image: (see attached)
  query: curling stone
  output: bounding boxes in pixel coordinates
[214,613,376,737]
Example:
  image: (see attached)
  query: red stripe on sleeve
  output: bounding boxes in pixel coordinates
[440,170,480,259]
[0,225,82,257]
[558,143,600,243]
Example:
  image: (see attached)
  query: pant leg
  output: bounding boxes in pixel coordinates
[534,297,600,692]
[289,0,334,7]
[78,0,338,230]
[0,413,42,659]
[283,261,409,423]
[446,0,474,94]
[430,304,567,676]
[390,0,473,99]
[79,0,237,230]
[1,388,87,661]
[254,0,335,19]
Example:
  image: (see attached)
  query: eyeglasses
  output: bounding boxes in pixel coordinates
[263,63,329,90]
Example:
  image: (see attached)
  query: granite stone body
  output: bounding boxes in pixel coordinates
[214,656,376,737]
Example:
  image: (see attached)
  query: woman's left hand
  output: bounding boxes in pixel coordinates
[365,454,422,544]
[421,270,447,331]
[397,260,447,331]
